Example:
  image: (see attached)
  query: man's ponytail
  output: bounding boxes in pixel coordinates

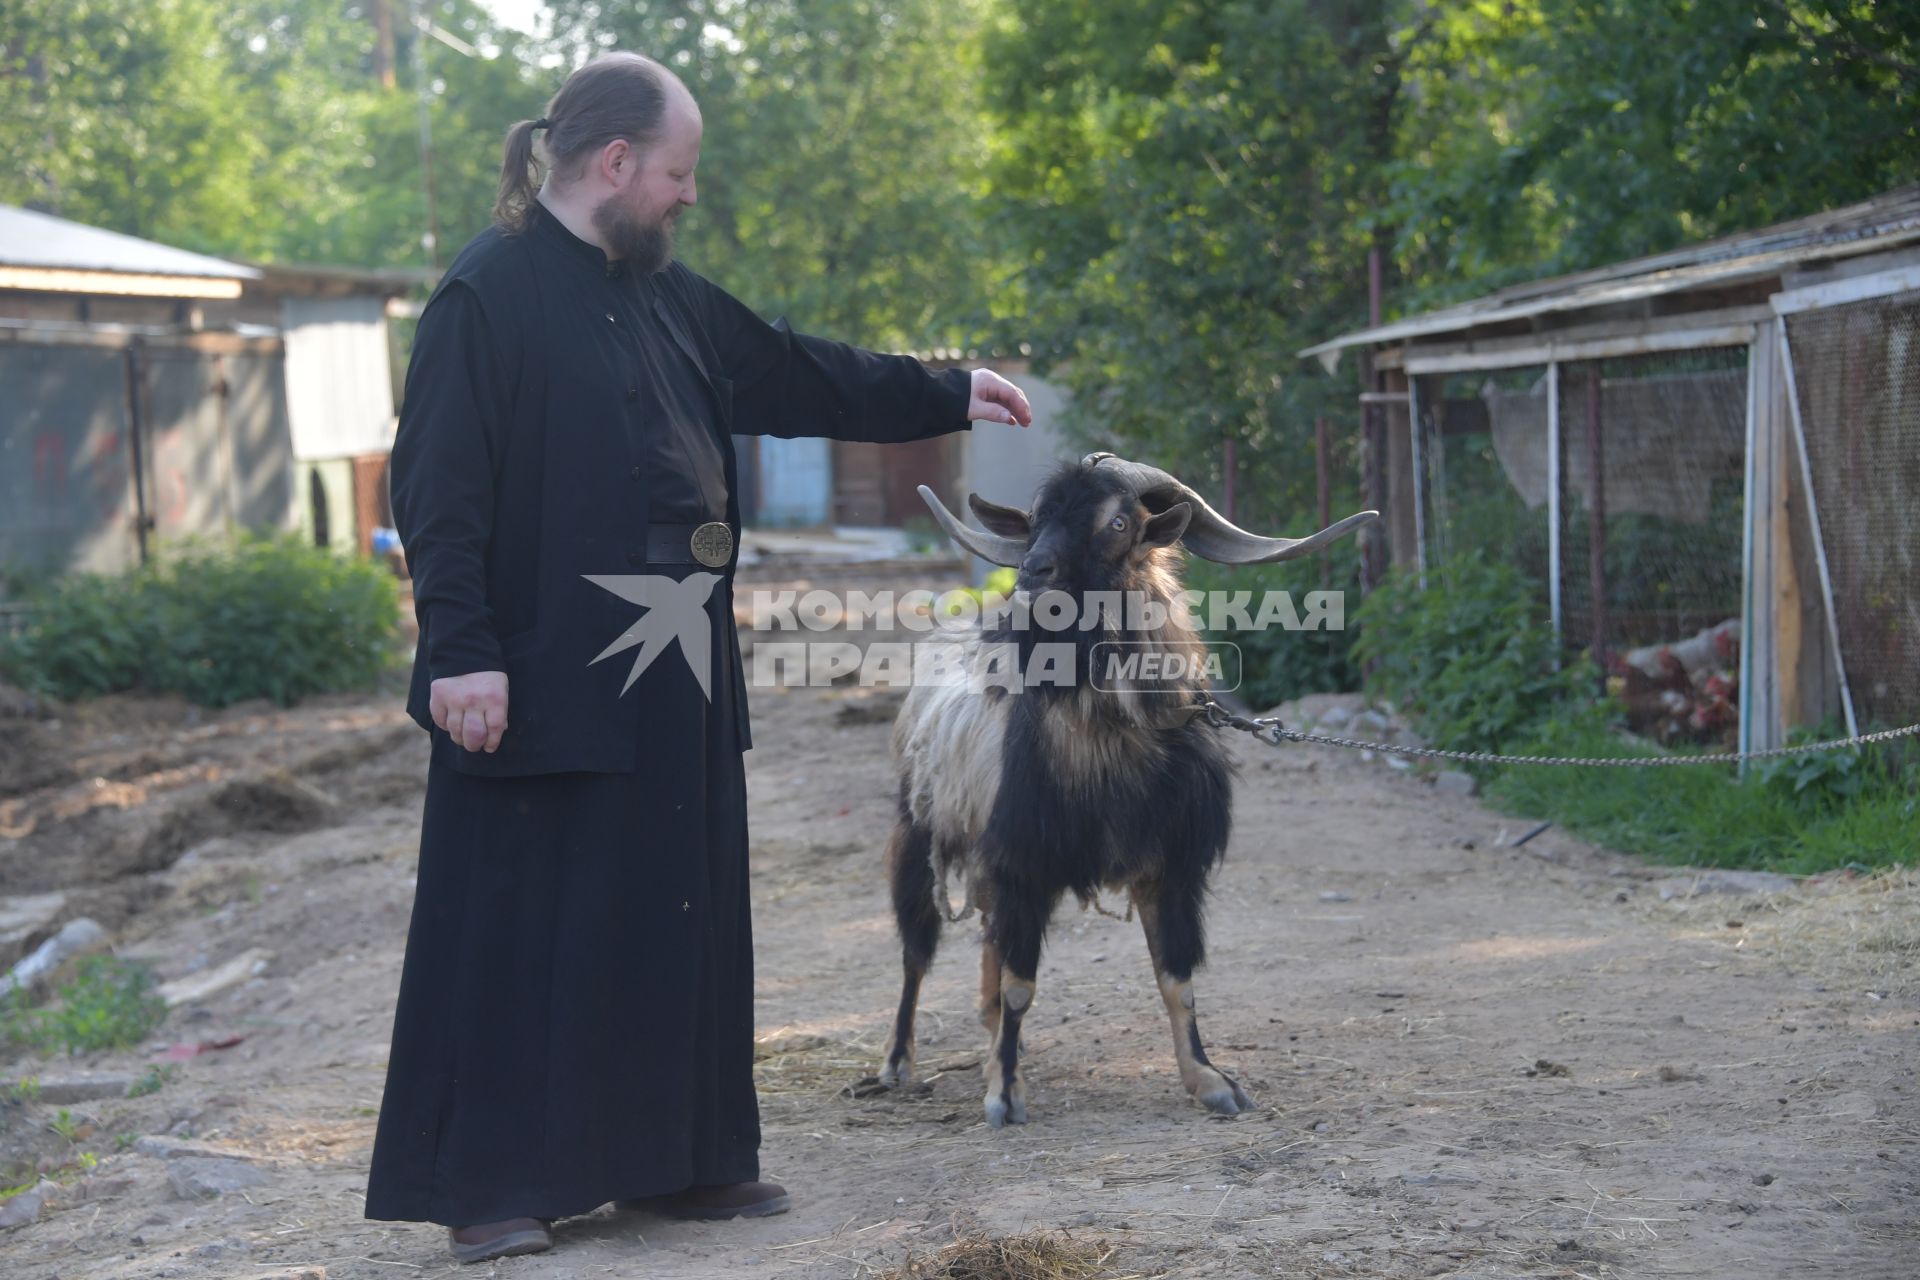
[492,118,545,234]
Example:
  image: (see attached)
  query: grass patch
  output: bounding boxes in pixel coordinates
[1333,555,1916,875]
[1484,722,1918,875]
[1,956,169,1057]
[127,1063,178,1098]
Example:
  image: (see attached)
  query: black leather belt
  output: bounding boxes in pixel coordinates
[635,521,735,568]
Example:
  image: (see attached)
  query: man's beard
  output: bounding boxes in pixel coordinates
[593,200,676,274]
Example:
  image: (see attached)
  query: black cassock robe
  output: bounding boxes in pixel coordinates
[364,203,969,1226]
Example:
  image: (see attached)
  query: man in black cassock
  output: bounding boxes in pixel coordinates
[364,53,1032,1264]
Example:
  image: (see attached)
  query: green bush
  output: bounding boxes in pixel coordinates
[1346,556,1913,874]
[1184,545,1362,709]
[1751,726,1895,817]
[0,571,148,698]
[1486,720,1918,876]
[0,533,401,707]
[1350,555,1597,757]
[1,956,169,1056]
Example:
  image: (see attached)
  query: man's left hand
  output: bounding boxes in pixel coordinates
[968,368,1033,427]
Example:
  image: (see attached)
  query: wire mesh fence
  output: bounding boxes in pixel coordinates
[1416,366,1554,588]
[1415,348,1749,745]
[1786,290,1920,732]
[1556,349,1748,744]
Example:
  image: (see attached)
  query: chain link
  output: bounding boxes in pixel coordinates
[1194,699,1920,768]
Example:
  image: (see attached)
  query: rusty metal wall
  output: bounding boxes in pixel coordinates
[0,343,139,576]
[141,349,232,540]
[224,350,297,533]
[0,339,296,583]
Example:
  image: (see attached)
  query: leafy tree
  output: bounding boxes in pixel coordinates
[0,0,552,268]
[0,0,265,254]
[545,0,1003,350]
[1389,0,1920,305]
[220,0,547,268]
[978,0,1410,523]
[978,0,1919,520]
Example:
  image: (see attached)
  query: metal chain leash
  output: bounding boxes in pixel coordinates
[922,702,1915,930]
[1193,699,1920,768]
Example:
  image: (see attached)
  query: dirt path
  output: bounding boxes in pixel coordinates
[2,672,1915,1279]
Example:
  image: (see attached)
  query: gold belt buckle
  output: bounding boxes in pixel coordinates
[690,521,734,568]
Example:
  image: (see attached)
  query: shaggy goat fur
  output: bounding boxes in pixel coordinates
[880,462,1253,1125]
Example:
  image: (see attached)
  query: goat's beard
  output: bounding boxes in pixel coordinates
[592,198,676,274]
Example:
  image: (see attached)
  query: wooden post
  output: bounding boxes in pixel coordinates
[1361,248,1387,592]
[1315,415,1331,590]
[1384,371,1417,572]
[1586,364,1607,678]
[1779,324,1859,738]
[1408,373,1427,587]
[1546,361,1563,644]
[1739,335,1765,760]
[372,0,397,90]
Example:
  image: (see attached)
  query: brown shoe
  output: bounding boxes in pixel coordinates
[448,1217,553,1264]
[621,1181,790,1221]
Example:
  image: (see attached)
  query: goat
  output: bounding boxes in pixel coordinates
[879,452,1377,1126]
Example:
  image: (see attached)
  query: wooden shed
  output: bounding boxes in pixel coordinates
[0,205,424,580]
[1301,187,1920,751]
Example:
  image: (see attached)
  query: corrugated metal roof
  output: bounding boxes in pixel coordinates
[0,204,258,280]
[1300,185,1920,365]
[251,261,437,294]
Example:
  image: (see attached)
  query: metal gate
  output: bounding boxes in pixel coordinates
[0,334,294,579]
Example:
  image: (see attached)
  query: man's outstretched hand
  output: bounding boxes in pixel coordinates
[430,670,509,754]
[968,367,1033,427]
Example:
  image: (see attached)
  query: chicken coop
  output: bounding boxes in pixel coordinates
[1302,186,1920,752]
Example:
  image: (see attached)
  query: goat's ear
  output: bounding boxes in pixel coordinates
[1141,501,1192,549]
[967,493,1032,539]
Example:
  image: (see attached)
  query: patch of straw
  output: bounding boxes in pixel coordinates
[879,1231,1126,1280]
[1657,867,1920,995]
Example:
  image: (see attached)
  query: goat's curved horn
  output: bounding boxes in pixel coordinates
[917,485,1027,567]
[1082,453,1379,565]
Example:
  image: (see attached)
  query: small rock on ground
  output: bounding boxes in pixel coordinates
[4,917,109,995]
[1433,769,1479,797]
[1351,710,1390,735]
[136,1135,260,1161]
[168,1157,270,1199]
[21,1074,133,1104]
[0,1186,47,1229]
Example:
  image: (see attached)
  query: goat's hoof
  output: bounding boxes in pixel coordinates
[983,1095,1028,1128]
[1198,1081,1255,1116]
[878,1059,912,1088]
